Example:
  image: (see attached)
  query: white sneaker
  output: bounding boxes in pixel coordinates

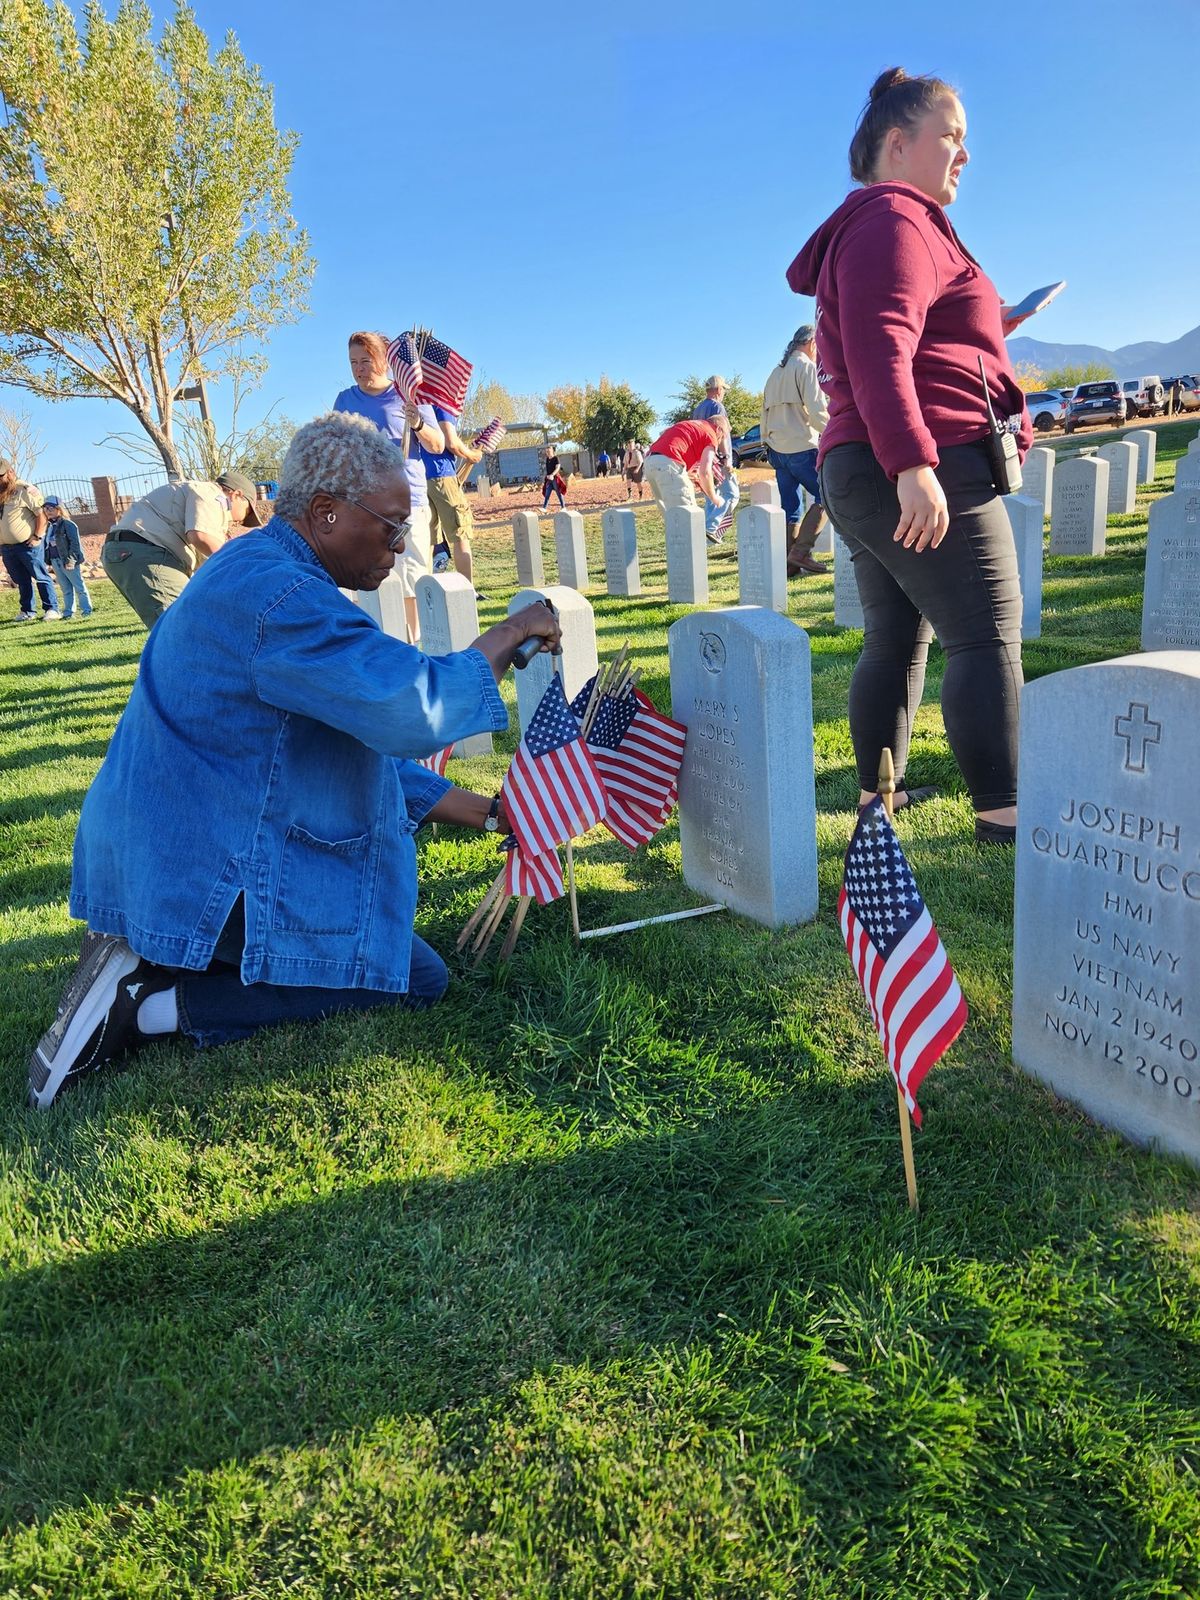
[43,609,63,621]
[15,610,36,622]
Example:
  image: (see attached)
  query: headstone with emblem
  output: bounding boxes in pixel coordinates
[664,506,709,606]
[553,509,589,591]
[414,573,491,756]
[1141,487,1200,651]
[513,511,545,588]
[1022,446,1054,519]
[601,506,640,596]
[668,606,818,928]
[1050,455,1108,556]
[1124,429,1156,486]
[1098,440,1138,516]
[1012,652,1200,1170]
[508,585,598,733]
[1003,493,1044,640]
[833,529,865,629]
[736,504,787,613]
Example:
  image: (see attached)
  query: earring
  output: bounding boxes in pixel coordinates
[326,513,337,524]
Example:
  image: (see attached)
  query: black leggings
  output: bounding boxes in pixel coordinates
[818,439,1023,811]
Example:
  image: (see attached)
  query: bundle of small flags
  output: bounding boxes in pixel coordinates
[471,416,507,454]
[457,647,687,961]
[386,327,473,417]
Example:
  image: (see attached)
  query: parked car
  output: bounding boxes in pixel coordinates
[1025,390,1067,432]
[1064,381,1127,433]
[1165,375,1200,412]
[730,424,768,467]
[1121,375,1165,418]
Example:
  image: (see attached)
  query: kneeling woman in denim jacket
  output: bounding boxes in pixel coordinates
[29,411,561,1110]
[787,68,1032,846]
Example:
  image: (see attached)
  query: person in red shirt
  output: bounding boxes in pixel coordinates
[643,419,724,537]
[787,68,1031,846]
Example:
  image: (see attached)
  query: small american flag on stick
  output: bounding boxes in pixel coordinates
[416,333,472,417]
[501,677,607,856]
[387,332,423,404]
[472,416,507,454]
[503,839,564,905]
[416,744,452,777]
[571,679,687,849]
[838,797,967,1127]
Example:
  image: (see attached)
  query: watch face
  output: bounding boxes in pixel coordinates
[484,815,499,831]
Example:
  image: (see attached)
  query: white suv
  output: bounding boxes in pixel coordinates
[1121,376,1164,418]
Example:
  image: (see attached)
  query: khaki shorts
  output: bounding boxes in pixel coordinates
[427,474,474,548]
[102,536,190,627]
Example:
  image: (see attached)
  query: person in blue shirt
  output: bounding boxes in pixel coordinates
[691,375,733,462]
[42,497,93,617]
[28,411,561,1110]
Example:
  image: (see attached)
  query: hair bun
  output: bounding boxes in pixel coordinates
[870,67,907,102]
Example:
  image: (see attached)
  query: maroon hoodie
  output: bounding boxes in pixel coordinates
[786,182,1031,480]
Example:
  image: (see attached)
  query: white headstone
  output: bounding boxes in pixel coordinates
[1050,456,1108,555]
[553,509,589,591]
[1022,446,1055,519]
[1124,429,1157,486]
[833,531,864,628]
[1187,436,1200,456]
[1176,453,1200,493]
[508,585,598,732]
[354,572,409,641]
[668,606,818,928]
[1012,652,1200,1171]
[601,506,640,596]
[512,511,545,588]
[749,480,781,508]
[1003,494,1044,641]
[1141,487,1200,651]
[736,504,787,613]
[1098,440,1138,516]
[415,573,491,756]
[664,506,709,606]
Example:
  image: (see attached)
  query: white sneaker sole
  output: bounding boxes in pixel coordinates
[28,937,140,1110]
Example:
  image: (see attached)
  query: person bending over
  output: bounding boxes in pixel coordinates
[29,411,561,1110]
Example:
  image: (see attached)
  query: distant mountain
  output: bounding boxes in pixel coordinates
[1008,323,1200,379]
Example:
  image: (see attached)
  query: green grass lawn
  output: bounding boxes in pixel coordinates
[1,424,1198,1598]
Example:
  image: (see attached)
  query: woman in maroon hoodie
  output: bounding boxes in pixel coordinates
[788,68,1031,845]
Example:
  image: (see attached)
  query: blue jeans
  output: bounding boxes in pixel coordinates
[174,932,449,1049]
[767,446,821,524]
[50,557,92,616]
[2,540,58,614]
[542,477,565,508]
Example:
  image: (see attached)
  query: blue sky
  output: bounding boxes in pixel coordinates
[20,0,1200,483]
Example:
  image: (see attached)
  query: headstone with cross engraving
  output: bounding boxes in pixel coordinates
[553,509,589,591]
[749,480,781,508]
[669,605,818,928]
[601,506,641,596]
[1050,455,1108,555]
[1141,486,1200,650]
[512,511,545,588]
[414,573,491,756]
[1176,451,1200,493]
[1012,653,1200,1170]
[508,585,598,733]
[1124,429,1156,486]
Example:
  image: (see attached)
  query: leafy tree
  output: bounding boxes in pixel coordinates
[459,374,543,437]
[1012,360,1046,394]
[0,0,314,477]
[545,382,591,446]
[582,384,656,455]
[665,374,763,438]
[1041,362,1116,389]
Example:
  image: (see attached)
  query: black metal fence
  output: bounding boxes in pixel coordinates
[37,475,98,514]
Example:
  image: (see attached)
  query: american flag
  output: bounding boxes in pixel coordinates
[387,332,423,403]
[503,839,564,905]
[710,458,738,540]
[571,681,687,847]
[415,334,473,417]
[501,676,607,855]
[838,797,968,1126]
[416,745,452,777]
[472,416,507,454]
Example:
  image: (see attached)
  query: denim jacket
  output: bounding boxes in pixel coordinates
[70,516,507,991]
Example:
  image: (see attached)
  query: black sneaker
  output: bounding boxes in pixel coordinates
[28,935,173,1110]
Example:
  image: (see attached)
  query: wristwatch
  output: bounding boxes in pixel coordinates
[484,796,502,832]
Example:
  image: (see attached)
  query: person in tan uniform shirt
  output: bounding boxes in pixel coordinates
[0,461,61,619]
[761,325,830,575]
[102,470,262,628]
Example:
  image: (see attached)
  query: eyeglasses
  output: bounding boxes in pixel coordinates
[341,496,410,551]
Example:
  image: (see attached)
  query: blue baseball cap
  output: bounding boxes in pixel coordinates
[42,496,61,508]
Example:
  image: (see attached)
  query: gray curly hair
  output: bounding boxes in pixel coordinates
[274,411,407,523]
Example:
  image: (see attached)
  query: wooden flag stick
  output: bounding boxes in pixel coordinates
[565,839,581,942]
[878,747,919,1214]
[498,895,532,960]
[457,866,507,950]
[471,886,511,961]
